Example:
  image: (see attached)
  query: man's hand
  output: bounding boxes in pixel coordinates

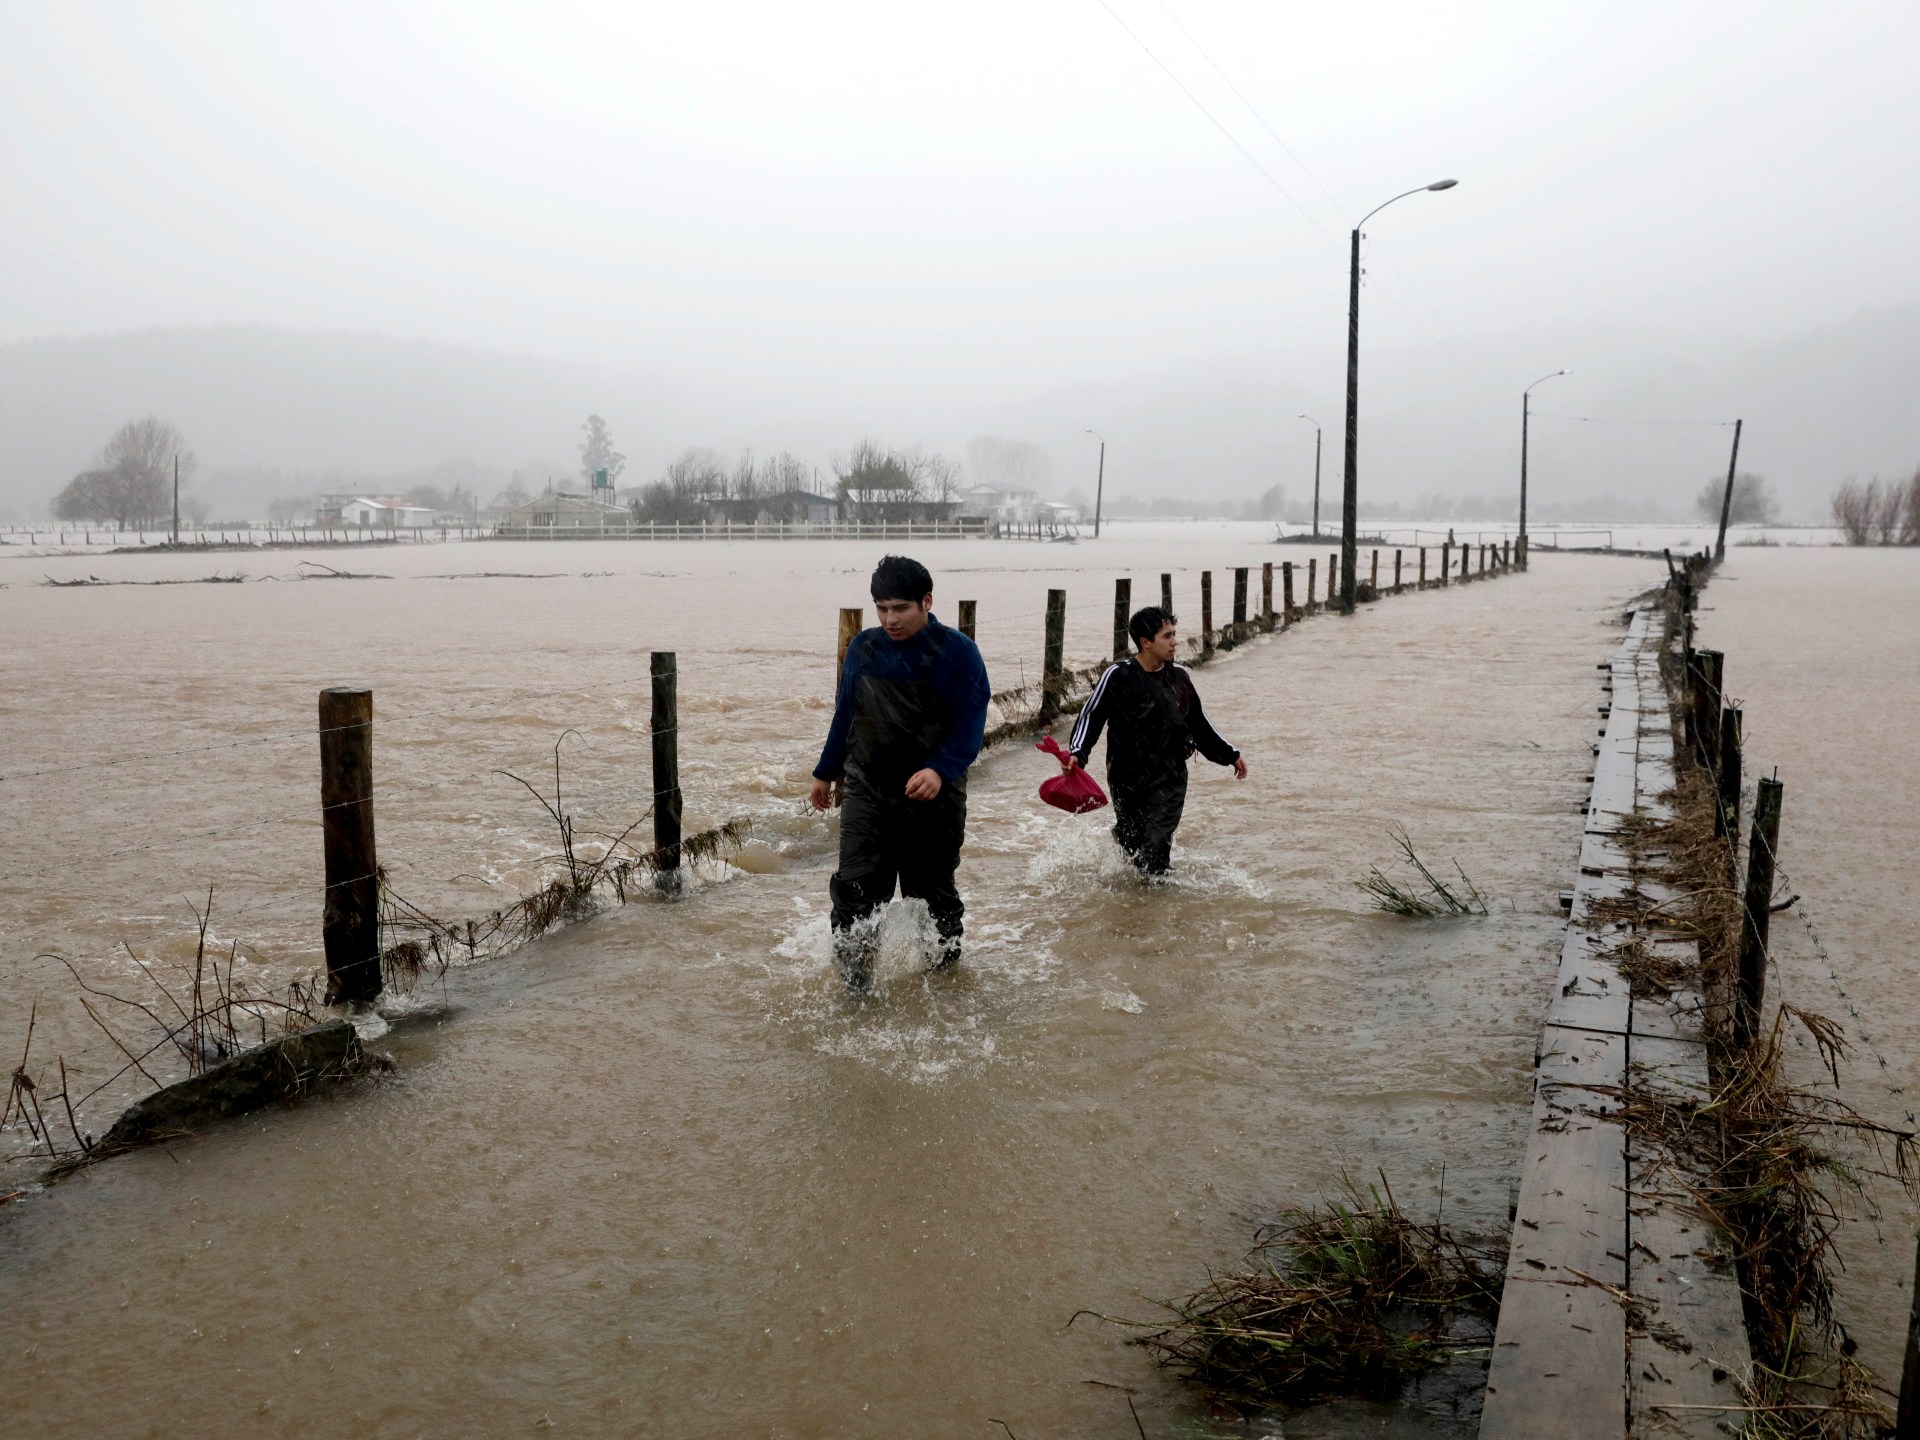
[1061,753,1082,773]
[1232,756,1248,781]
[904,768,943,801]
[809,777,837,811]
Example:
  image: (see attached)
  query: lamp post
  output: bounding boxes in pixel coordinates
[1340,178,1458,613]
[1297,414,1322,538]
[1086,428,1106,538]
[1520,369,1568,568]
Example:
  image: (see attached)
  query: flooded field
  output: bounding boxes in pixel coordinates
[1695,547,1920,1387]
[2,531,1650,1437]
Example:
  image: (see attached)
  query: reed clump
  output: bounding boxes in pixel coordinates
[1080,1179,1502,1413]
[1357,827,1488,916]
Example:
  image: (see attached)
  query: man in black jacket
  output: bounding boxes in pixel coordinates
[810,556,991,992]
[1064,605,1246,875]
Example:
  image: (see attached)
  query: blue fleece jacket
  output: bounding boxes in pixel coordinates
[813,615,991,784]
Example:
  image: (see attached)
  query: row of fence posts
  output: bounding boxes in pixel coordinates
[309,543,1518,1008]
[313,656,690,1006]
[1673,553,1920,1440]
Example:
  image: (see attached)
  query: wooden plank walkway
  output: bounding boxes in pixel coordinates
[1481,606,1752,1439]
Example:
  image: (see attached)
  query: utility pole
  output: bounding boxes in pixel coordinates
[1086,429,1106,538]
[1297,414,1322,538]
[1521,370,1568,568]
[1714,418,1744,562]
[1340,179,1457,614]
[1340,224,1362,612]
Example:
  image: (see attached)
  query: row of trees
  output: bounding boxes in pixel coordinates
[50,418,195,527]
[1831,471,1920,545]
[624,439,966,522]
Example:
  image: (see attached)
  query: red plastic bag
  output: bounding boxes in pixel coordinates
[1035,735,1109,814]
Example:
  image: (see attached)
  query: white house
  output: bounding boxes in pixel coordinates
[316,495,438,528]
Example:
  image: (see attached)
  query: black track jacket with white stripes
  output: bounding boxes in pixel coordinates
[1066,659,1238,783]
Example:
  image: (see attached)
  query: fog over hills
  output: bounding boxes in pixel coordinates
[2,305,1915,523]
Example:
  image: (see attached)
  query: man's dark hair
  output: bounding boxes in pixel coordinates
[1128,605,1176,649]
[870,555,933,604]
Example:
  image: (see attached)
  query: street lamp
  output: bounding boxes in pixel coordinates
[1520,369,1568,569]
[1297,414,1322,538]
[1340,178,1458,613]
[1086,428,1106,538]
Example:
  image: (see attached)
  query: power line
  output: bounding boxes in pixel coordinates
[1092,0,1333,243]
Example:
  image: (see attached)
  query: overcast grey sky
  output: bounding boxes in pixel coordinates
[3,1,1918,512]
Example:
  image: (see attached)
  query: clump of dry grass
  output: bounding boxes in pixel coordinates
[377,733,750,975]
[1078,1177,1502,1413]
[1606,583,1918,1437]
[6,888,328,1167]
[1357,827,1488,916]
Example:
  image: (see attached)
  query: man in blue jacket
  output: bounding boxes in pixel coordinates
[810,556,991,993]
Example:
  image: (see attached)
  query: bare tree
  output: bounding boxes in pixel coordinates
[1692,472,1777,525]
[1831,479,1875,544]
[760,451,815,494]
[632,448,728,522]
[50,417,194,527]
[1830,474,1918,545]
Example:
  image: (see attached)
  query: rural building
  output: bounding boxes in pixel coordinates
[497,493,635,532]
[706,490,841,524]
[316,495,438,528]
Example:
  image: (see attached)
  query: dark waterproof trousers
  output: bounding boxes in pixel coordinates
[829,778,967,984]
[1109,767,1187,876]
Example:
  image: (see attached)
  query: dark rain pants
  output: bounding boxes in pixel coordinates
[1110,768,1188,876]
[829,779,967,982]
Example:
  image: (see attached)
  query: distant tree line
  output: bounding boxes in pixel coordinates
[1831,470,1920,545]
[625,438,964,523]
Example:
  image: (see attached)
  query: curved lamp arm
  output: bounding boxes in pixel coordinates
[1525,369,1570,397]
[1357,178,1458,231]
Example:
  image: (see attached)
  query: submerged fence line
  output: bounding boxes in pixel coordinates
[5,541,1525,1171]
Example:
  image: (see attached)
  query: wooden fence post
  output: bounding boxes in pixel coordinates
[319,687,381,1005]
[1282,561,1295,624]
[1696,649,1724,776]
[1717,706,1742,845]
[1735,777,1784,1049]
[1441,541,1451,586]
[1113,577,1131,660]
[651,652,683,891]
[1200,571,1214,656]
[1394,549,1403,593]
[1160,572,1173,615]
[1899,1232,1920,1439]
[1232,566,1248,635]
[1040,588,1067,722]
[1461,544,1470,582]
[1369,549,1379,593]
[1306,558,1317,611]
[1327,552,1338,605]
[1419,547,1427,587]
[956,599,976,641]
[1261,561,1274,632]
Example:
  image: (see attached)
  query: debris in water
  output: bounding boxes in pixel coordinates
[1356,827,1488,916]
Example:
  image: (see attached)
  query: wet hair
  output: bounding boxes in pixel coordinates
[870,555,933,605]
[1128,605,1176,648]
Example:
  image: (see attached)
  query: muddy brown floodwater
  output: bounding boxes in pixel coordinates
[3,530,1651,1438]
[1694,547,1920,1389]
